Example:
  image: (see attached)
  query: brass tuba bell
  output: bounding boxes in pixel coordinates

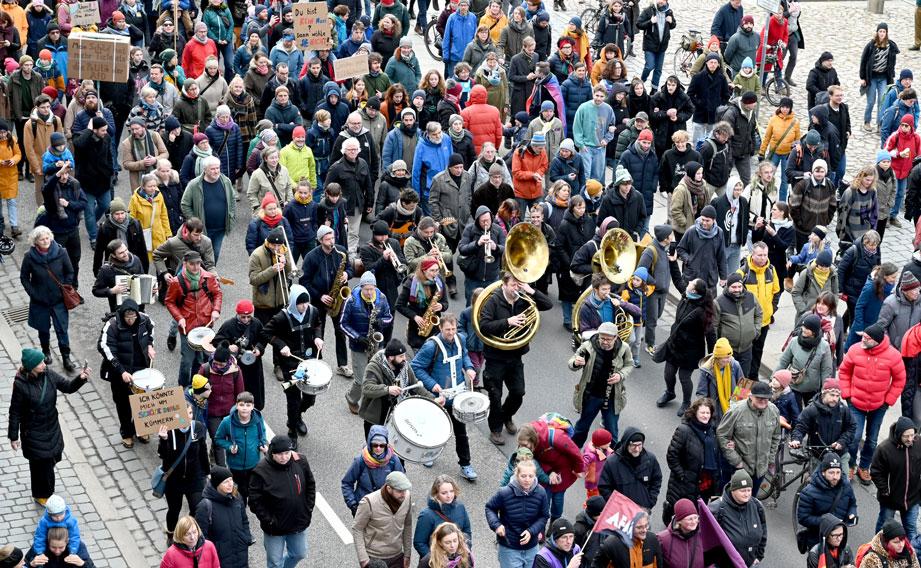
[595,228,637,285]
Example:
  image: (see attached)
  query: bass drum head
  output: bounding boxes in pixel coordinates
[296,360,332,394]
[451,391,490,423]
[387,396,452,462]
[187,327,215,352]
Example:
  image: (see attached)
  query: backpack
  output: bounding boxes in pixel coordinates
[174,273,215,307]
[695,138,726,170]
[855,542,887,568]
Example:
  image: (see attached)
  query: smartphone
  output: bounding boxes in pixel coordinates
[668,242,677,255]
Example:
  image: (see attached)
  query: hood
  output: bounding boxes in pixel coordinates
[819,513,848,550]
[286,283,310,316]
[201,483,234,504]
[890,415,916,446]
[324,80,341,101]
[468,84,488,105]
[116,298,141,324]
[615,426,645,456]
[366,423,389,446]
[475,205,491,223]
[810,105,830,128]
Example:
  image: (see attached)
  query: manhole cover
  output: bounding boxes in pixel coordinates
[2,305,28,324]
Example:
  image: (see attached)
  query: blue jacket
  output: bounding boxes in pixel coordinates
[269,46,305,80]
[846,277,894,350]
[306,121,336,183]
[790,241,832,266]
[442,11,478,63]
[337,36,364,59]
[618,143,659,206]
[412,133,453,202]
[485,478,550,551]
[315,81,350,135]
[283,200,318,245]
[205,121,244,180]
[233,43,264,76]
[880,100,919,145]
[458,306,483,353]
[411,332,475,397]
[299,243,354,300]
[796,467,858,548]
[710,2,743,42]
[880,82,921,128]
[548,154,586,194]
[340,424,405,513]
[560,73,593,139]
[695,359,746,420]
[774,389,801,428]
[413,497,473,557]
[245,216,294,255]
[382,127,417,172]
[339,286,394,351]
[41,148,75,176]
[214,406,267,472]
[34,505,81,555]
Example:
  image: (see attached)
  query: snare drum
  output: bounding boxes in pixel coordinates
[131,368,166,394]
[451,391,490,424]
[187,327,215,352]
[294,360,332,395]
[386,396,452,463]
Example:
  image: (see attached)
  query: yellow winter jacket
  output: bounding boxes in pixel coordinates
[737,257,779,327]
[759,112,801,158]
[128,188,171,260]
[479,12,508,44]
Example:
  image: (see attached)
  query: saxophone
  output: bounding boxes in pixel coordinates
[327,249,349,317]
[367,298,383,353]
[417,287,442,337]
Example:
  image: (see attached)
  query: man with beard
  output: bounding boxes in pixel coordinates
[145,64,179,117]
[119,117,169,192]
[70,89,117,170]
[214,299,268,411]
[471,163,515,216]
[92,239,150,313]
[377,188,423,247]
[429,152,472,254]
[264,284,323,444]
[360,220,408,308]
[92,198,148,275]
[677,205,727,289]
[382,107,419,174]
[598,427,663,508]
[358,338,433,435]
[870,416,921,540]
[73,117,115,250]
[259,61,301,117]
[98,298,156,448]
[352,471,415,568]
[723,14,758,76]
[715,273,762,375]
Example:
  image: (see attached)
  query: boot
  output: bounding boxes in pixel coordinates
[165,530,174,548]
[656,391,675,407]
[41,343,52,365]
[784,74,797,87]
[10,226,21,238]
[60,347,77,373]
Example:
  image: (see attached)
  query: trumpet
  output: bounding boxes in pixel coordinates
[431,244,452,278]
[385,241,408,276]
[483,239,495,264]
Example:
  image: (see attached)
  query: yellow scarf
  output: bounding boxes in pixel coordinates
[295,192,312,205]
[715,361,732,412]
[813,264,830,289]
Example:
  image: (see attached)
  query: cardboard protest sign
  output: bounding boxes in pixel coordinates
[71,2,101,27]
[333,53,368,81]
[68,33,131,82]
[129,386,189,437]
[292,2,330,50]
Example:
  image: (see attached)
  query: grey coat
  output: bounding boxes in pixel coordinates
[791,262,839,321]
[429,169,473,239]
[877,289,921,350]
[715,289,763,353]
[723,27,760,74]
[638,239,670,296]
[677,224,728,288]
[775,336,834,395]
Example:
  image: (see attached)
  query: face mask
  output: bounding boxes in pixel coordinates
[687,291,701,300]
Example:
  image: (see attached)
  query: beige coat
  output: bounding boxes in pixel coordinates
[351,488,414,565]
[670,179,711,235]
[23,112,63,172]
[247,164,293,211]
[403,232,451,272]
[248,244,294,310]
[119,130,169,190]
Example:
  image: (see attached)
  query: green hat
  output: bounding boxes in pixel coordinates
[21,348,44,371]
[159,48,177,64]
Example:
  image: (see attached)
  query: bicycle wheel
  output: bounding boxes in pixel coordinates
[580,7,600,33]
[763,76,790,106]
[672,48,693,86]
[424,21,443,62]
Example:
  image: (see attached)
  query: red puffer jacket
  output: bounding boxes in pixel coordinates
[511,146,549,200]
[164,270,224,332]
[198,359,244,417]
[160,539,221,568]
[460,85,503,154]
[839,335,906,412]
[532,420,585,493]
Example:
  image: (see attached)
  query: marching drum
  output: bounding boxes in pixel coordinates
[131,368,166,394]
[187,327,215,352]
[386,396,452,463]
[239,350,257,365]
[451,391,490,424]
[294,360,332,395]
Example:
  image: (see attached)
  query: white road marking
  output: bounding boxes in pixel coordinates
[264,423,354,544]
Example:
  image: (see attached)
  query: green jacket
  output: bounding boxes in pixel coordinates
[372,2,411,37]
[180,173,236,234]
[716,398,782,478]
[568,336,632,414]
[359,349,432,424]
[363,72,393,102]
[385,53,422,91]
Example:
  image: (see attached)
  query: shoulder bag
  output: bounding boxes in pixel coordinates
[788,343,819,386]
[45,268,83,310]
[150,431,194,498]
[765,119,797,161]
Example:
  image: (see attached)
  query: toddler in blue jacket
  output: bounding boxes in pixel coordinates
[32,494,81,555]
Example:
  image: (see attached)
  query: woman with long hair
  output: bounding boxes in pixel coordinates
[345,77,369,111]
[0,119,21,237]
[662,397,720,525]
[658,277,717,416]
[372,15,402,69]
[801,291,845,365]
[395,256,448,349]
[845,262,899,350]
[495,198,520,236]
[420,69,446,127]
[381,83,409,128]
[485,460,548,568]
[751,201,794,294]
[414,475,472,559]
[420,522,474,568]
[859,23,899,129]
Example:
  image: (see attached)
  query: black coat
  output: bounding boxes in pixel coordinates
[98,301,154,380]
[457,220,506,282]
[158,421,210,491]
[325,157,374,215]
[597,186,647,238]
[72,129,114,194]
[477,284,553,361]
[556,210,595,302]
[359,238,407,307]
[837,242,880,298]
[711,192,750,247]
[649,83,693,155]
[92,254,147,312]
[720,103,758,159]
[8,368,86,460]
[21,241,74,316]
[665,293,717,369]
[859,39,899,84]
[92,214,150,275]
[687,68,730,124]
[196,484,253,568]
[297,71,330,120]
[806,58,840,111]
[635,4,676,53]
[659,146,702,194]
[598,427,663,508]
[871,417,921,511]
[792,398,856,450]
[249,453,317,535]
[508,52,537,115]
[664,420,717,518]
[677,225,727,289]
[593,531,663,568]
[698,136,732,188]
[785,139,829,186]
[709,485,767,565]
[164,129,194,173]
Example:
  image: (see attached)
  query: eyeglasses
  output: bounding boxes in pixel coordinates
[828,532,844,538]
[370,443,386,448]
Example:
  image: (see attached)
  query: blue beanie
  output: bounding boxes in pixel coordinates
[541,100,554,112]
[633,266,650,282]
[877,149,892,164]
[741,57,753,69]
[902,68,914,81]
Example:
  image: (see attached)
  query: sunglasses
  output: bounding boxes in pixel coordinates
[370,443,386,448]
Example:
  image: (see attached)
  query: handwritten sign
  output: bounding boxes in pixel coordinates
[129,386,189,437]
[333,52,368,81]
[68,33,131,82]
[292,2,330,51]
[70,1,100,27]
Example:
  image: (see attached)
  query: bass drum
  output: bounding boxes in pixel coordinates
[385,396,452,463]
[294,360,332,395]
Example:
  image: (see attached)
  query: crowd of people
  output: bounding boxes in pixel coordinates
[6,0,921,565]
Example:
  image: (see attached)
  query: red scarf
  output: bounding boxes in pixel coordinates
[262,211,282,228]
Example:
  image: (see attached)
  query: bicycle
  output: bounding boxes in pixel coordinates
[672,29,703,86]
[423,19,443,62]
[761,44,790,106]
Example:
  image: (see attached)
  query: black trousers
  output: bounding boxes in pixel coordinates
[165,483,203,532]
[29,456,59,499]
[207,415,227,466]
[749,325,770,379]
[230,468,252,505]
[317,304,348,367]
[285,386,316,431]
[110,377,137,439]
[484,358,525,433]
[450,413,471,467]
[53,229,82,288]
[664,361,694,404]
[241,361,265,410]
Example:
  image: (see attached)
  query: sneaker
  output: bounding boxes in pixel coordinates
[656,391,676,407]
[889,216,903,228]
[863,122,874,132]
[633,358,641,368]
[645,345,656,356]
[422,460,434,468]
[489,431,505,445]
[347,400,359,415]
[121,437,134,448]
[460,465,478,481]
[35,498,47,506]
[856,467,872,485]
[167,335,177,352]
[89,239,96,251]
[337,365,354,378]
[504,419,518,434]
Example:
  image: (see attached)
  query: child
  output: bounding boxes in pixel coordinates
[453,62,473,108]
[331,6,349,49]
[41,132,74,178]
[35,50,64,98]
[789,225,831,272]
[502,111,530,151]
[732,57,760,98]
[33,494,81,555]
[458,287,484,388]
[770,369,800,431]
[283,179,318,263]
[185,373,211,426]
[315,182,349,244]
[580,183,602,219]
[620,266,651,367]
[500,447,551,487]
[582,429,613,500]
[214,391,267,504]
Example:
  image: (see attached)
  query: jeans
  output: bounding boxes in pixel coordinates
[876,504,920,542]
[497,544,538,568]
[264,529,308,568]
[485,358,526,433]
[178,332,206,388]
[84,191,111,241]
[548,490,565,521]
[770,153,790,200]
[572,392,620,448]
[217,41,235,79]
[641,49,666,88]
[0,196,17,227]
[561,301,573,326]
[725,243,741,275]
[833,153,847,189]
[464,278,490,306]
[865,77,889,124]
[690,122,712,145]
[579,145,606,182]
[849,404,888,470]
[893,177,908,218]
[416,0,429,27]
[209,229,226,263]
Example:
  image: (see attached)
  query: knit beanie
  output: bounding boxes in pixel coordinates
[673,498,696,521]
[729,469,752,491]
[21,348,44,371]
[713,337,733,358]
[591,429,613,448]
[210,466,233,488]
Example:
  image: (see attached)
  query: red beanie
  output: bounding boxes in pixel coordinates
[292,125,306,138]
[673,498,697,522]
[112,10,125,21]
[42,86,58,99]
[591,429,613,448]
[638,129,653,142]
[421,257,439,272]
[236,299,254,314]
[261,192,278,210]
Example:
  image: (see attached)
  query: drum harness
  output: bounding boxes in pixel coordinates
[430,335,465,399]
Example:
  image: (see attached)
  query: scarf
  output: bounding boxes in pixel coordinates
[186,270,200,291]
[409,276,442,304]
[215,116,237,131]
[449,128,465,143]
[381,486,402,513]
[148,78,164,95]
[798,332,820,350]
[294,191,312,205]
[694,218,718,239]
[361,444,395,468]
[713,360,732,413]
[192,145,211,176]
[682,174,705,212]
[688,418,718,470]
[261,209,282,228]
[813,264,830,288]
[111,215,130,241]
[130,131,156,173]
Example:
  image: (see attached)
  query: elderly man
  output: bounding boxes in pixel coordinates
[677,204,727,289]
[352,471,414,568]
[180,156,235,261]
[708,469,767,566]
[326,137,374,254]
[330,111,381,185]
[717,381,782,489]
[119,117,169,191]
[569,321,633,448]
